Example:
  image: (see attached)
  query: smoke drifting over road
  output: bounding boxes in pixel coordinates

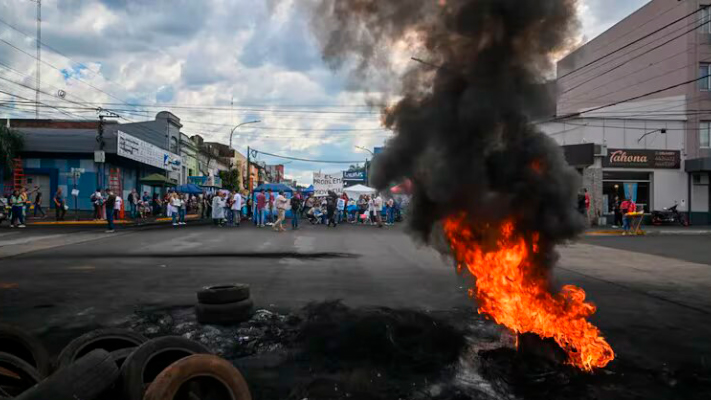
[309,0,585,257]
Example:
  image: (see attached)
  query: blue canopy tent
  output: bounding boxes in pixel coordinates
[252,183,297,220]
[302,185,314,194]
[253,183,294,193]
[175,183,203,195]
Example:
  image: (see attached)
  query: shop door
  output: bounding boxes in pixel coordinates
[25,174,51,208]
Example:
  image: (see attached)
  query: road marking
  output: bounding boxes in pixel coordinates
[0,235,64,247]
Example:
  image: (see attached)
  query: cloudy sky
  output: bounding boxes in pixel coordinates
[0,0,649,185]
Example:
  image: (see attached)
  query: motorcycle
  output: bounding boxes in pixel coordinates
[0,197,7,226]
[651,204,689,226]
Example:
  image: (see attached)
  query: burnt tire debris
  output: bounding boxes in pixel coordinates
[15,349,118,400]
[197,284,251,305]
[195,283,254,325]
[55,328,148,370]
[196,299,255,325]
[0,324,51,377]
[0,352,43,397]
[143,354,252,400]
[119,335,211,400]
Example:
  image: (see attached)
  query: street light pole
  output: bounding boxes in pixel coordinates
[229,120,260,150]
[354,146,375,186]
[229,120,259,192]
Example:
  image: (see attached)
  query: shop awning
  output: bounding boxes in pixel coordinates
[686,157,711,172]
[141,173,177,186]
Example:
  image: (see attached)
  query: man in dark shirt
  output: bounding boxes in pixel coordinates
[105,190,117,233]
[256,190,267,227]
[33,186,46,218]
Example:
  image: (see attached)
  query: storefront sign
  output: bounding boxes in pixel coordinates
[602,148,680,169]
[189,175,222,188]
[343,170,366,181]
[117,130,181,171]
[313,172,343,196]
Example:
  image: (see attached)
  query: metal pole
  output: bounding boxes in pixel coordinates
[247,146,251,194]
[74,172,78,220]
[35,0,41,119]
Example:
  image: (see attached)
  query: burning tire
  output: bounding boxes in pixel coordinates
[0,324,51,377]
[0,352,43,397]
[197,284,251,305]
[16,349,119,400]
[143,354,251,400]
[55,328,147,370]
[119,336,211,400]
[195,299,254,325]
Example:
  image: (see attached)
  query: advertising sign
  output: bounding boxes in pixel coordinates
[117,130,181,171]
[313,172,343,196]
[343,170,366,181]
[602,148,681,169]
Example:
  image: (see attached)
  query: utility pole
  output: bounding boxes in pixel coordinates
[247,146,251,195]
[34,0,41,119]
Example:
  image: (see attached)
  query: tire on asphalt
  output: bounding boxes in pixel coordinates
[197,284,251,304]
[195,299,254,325]
[108,347,136,369]
[15,349,119,400]
[0,352,43,397]
[119,336,211,400]
[55,328,147,370]
[0,324,51,377]
[143,354,252,400]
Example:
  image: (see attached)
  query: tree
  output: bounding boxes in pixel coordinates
[219,169,241,191]
[0,125,23,177]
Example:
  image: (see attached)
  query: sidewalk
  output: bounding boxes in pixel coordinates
[25,214,203,226]
[585,225,711,236]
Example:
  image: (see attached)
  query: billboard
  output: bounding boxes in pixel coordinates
[602,149,681,169]
[343,170,366,181]
[313,172,343,196]
[117,130,181,171]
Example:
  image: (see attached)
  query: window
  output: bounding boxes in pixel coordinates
[701,7,711,34]
[700,63,711,91]
[602,172,651,214]
[702,122,711,148]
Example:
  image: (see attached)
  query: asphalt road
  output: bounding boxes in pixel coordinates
[0,222,709,371]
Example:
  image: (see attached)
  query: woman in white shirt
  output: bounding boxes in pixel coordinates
[211,192,226,226]
[170,192,182,226]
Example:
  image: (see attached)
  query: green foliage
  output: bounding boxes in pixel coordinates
[219,169,241,191]
[0,125,23,174]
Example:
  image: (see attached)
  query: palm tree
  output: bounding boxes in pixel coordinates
[0,125,23,173]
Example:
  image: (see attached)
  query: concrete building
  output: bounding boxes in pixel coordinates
[1,112,183,211]
[543,0,711,224]
[180,133,198,183]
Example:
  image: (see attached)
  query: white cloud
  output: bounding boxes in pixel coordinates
[0,0,644,185]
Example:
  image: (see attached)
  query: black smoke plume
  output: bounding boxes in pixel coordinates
[308,0,584,260]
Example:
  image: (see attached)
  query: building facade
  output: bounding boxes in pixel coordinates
[546,0,711,224]
[1,113,184,211]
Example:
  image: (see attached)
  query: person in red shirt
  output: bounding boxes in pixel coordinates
[621,197,636,234]
[256,190,267,227]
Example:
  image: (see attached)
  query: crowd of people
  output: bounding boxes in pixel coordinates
[2,185,405,233]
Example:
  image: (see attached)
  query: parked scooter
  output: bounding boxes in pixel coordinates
[0,196,7,226]
[651,203,689,226]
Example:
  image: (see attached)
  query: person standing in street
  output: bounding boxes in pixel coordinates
[374,193,384,228]
[336,194,346,224]
[231,190,242,227]
[613,195,622,228]
[267,189,275,224]
[114,192,122,220]
[621,196,636,235]
[91,188,103,220]
[179,194,187,225]
[105,190,117,233]
[9,189,25,228]
[273,190,288,232]
[128,189,138,218]
[212,191,226,226]
[303,195,314,218]
[54,187,66,221]
[256,189,267,227]
[33,186,46,218]
[386,197,395,225]
[170,192,181,226]
[290,193,301,230]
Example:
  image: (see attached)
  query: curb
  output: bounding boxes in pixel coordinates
[585,229,711,237]
[26,215,203,227]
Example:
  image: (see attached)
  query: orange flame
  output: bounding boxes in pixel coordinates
[443,214,614,371]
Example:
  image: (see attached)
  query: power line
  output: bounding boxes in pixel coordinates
[558,6,704,81]
[560,13,708,97]
[252,149,365,164]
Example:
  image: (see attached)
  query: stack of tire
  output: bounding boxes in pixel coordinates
[0,325,251,400]
[196,284,254,325]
